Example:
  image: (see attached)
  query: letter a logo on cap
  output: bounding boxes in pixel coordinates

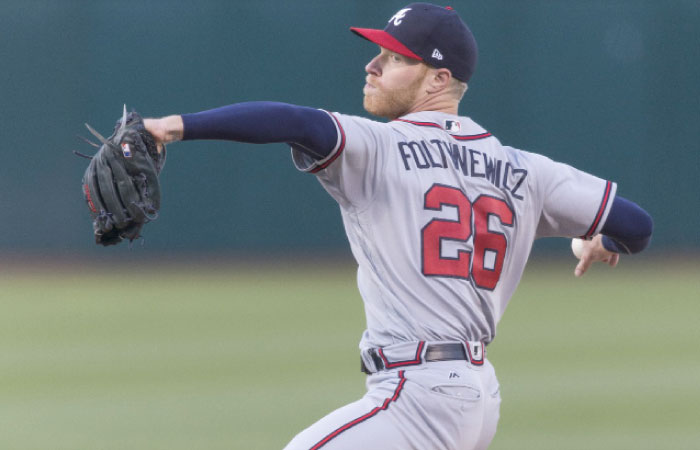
[389,8,412,26]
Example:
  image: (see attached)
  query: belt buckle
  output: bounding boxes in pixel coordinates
[360,348,385,374]
[369,348,385,371]
[464,341,485,366]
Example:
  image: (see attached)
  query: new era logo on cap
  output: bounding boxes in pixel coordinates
[351,2,479,82]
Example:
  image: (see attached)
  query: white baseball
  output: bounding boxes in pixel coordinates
[571,238,584,259]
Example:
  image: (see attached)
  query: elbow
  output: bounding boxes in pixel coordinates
[601,211,654,255]
[633,210,654,254]
[601,197,654,254]
[621,210,653,254]
[639,210,654,243]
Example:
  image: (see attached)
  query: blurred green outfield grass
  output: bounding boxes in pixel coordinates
[0,256,698,450]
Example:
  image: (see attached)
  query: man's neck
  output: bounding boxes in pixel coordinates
[402,95,459,118]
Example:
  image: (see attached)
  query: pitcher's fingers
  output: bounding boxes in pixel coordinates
[574,256,592,277]
[608,253,620,267]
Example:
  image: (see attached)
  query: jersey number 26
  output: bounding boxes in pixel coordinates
[421,184,514,290]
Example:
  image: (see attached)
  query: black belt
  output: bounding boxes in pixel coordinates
[361,343,469,374]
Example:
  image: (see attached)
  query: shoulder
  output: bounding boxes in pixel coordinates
[501,145,553,167]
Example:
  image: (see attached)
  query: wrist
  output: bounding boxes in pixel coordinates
[162,115,184,143]
[144,116,183,145]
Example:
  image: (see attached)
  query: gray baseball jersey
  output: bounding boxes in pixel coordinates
[292,110,616,350]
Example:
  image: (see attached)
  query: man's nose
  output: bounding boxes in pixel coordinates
[365,55,381,76]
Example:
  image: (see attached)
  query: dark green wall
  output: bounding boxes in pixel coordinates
[2,0,698,254]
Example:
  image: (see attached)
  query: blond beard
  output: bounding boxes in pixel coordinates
[363,69,428,120]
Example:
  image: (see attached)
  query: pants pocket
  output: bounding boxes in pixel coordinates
[430,384,481,402]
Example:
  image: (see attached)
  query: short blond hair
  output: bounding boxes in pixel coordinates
[451,78,468,101]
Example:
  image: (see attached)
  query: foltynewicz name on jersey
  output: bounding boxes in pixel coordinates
[397,139,528,200]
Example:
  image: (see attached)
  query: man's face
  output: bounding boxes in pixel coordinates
[363,47,429,120]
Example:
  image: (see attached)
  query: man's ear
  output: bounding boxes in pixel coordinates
[426,68,453,93]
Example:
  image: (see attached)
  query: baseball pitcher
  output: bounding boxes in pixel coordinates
[138,3,652,449]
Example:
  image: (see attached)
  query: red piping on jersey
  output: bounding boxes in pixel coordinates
[308,371,407,450]
[395,119,443,129]
[394,119,493,141]
[584,180,613,238]
[377,341,425,368]
[310,113,346,173]
[453,132,492,141]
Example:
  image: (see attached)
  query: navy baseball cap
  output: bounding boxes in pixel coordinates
[351,3,478,82]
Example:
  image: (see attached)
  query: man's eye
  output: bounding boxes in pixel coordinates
[391,54,402,63]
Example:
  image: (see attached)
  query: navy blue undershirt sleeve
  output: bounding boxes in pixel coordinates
[600,196,653,254]
[181,102,338,160]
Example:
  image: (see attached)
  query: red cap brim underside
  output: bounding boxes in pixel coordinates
[350,27,422,60]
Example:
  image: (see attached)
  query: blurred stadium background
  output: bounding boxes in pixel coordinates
[0,1,698,449]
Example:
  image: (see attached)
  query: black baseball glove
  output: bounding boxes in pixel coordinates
[79,106,166,246]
